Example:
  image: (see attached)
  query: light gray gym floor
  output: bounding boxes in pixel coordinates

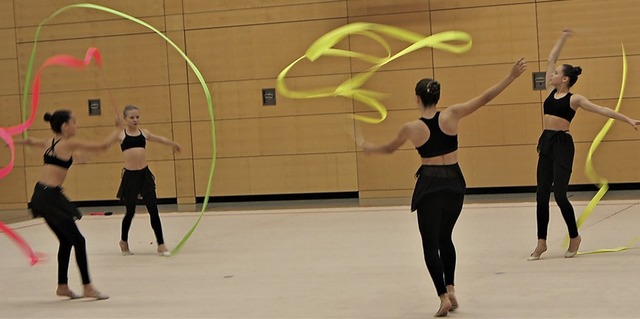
[1,190,639,318]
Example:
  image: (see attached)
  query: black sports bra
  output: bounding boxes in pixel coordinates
[120,129,146,151]
[415,112,458,158]
[43,139,73,169]
[544,89,575,122]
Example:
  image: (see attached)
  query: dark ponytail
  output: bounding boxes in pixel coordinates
[562,64,582,87]
[415,78,441,107]
[43,110,71,134]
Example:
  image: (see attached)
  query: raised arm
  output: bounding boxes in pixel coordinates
[445,58,527,121]
[144,129,181,152]
[546,29,573,92]
[572,94,640,130]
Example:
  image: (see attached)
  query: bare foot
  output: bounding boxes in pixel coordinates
[434,295,451,317]
[56,284,81,299]
[83,284,109,300]
[157,244,171,257]
[119,240,133,256]
[565,235,581,258]
[446,286,458,311]
[527,239,547,261]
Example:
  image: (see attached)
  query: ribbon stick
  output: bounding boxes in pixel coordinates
[0,222,45,266]
[569,43,637,255]
[276,22,473,124]
[22,3,216,255]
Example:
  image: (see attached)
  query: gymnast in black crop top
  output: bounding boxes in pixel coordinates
[120,129,146,151]
[44,138,73,169]
[415,112,458,158]
[544,89,575,122]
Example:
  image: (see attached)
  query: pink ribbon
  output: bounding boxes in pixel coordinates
[0,48,102,178]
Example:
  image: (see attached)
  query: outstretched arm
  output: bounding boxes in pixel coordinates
[445,58,527,121]
[546,29,573,91]
[572,94,640,130]
[361,123,411,154]
[67,129,121,152]
[144,129,181,152]
[14,137,48,148]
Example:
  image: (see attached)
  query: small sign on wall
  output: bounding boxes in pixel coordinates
[262,88,276,106]
[88,99,101,116]
[532,72,546,90]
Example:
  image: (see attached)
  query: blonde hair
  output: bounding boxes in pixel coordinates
[123,104,139,117]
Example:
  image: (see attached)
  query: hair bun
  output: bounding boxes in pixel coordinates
[427,81,441,94]
[43,112,52,122]
[573,66,582,76]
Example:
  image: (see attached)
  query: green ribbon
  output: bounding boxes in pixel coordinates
[276,22,472,124]
[26,3,216,255]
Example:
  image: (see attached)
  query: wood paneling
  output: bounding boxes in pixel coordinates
[191,114,357,159]
[184,18,350,82]
[0,59,20,96]
[0,29,17,60]
[537,0,640,59]
[0,1,15,29]
[194,153,358,196]
[184,0,338,13]
[0,167,27,204]
[430,0,534,10]
[347,0,429,16]
[184,1,345,28]
[13,1,164,27]
[431,3,538,67]
[347,12,433,74]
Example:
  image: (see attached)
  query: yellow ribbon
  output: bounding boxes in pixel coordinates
[276,22,472,124]
[568,43,638,255]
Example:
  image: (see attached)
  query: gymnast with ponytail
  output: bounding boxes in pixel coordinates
[16,110,120,300]
[528,29,640,261]
[360,58,527,317]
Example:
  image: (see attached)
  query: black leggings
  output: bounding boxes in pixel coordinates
[44,217,91,285]
[536,153,579,239]
[30,183,91,285]
[119,167,164,244]
[416,192,464,296]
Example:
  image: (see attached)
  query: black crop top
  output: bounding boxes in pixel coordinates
[43,139,73,169]
[120,129,146,151]
[544,89,575,122]
[415,112,458,158]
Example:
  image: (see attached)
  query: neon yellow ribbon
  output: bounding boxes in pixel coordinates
[26,3,216,255]
[276,22,472,124]
[568,44,638,255]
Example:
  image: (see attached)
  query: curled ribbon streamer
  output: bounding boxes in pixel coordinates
[22,3,216,255]
[276,22,472,124]
[0,48,102,264]
[0,222,44,266]
[1,48,102,178]
[567,44,637,255]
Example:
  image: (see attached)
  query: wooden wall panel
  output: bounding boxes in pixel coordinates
[435,62,541,108]
[348,11,432,74]
[184,18,350,82]
[0,59,20,96]
[458,103,542,147]
[191,114,356,159]
[25,86,173,131]
[188,77,354,122]
[0,1,14,29]
[194,153,358,196]
[0,169,27,206]
[0,95,22,127]
[0,29,17,60]
[537,0,640,59]
[347,0,429,16]
[570,98,640,144]
[16,17,166,43]
[183,0,338,14]
[16,34,170,92]
[431,3,538,67]
[13,1,164,27]
[184,1,346,29]
[430,0,534,10]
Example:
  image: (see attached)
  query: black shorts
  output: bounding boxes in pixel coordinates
[116,166,156,202]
